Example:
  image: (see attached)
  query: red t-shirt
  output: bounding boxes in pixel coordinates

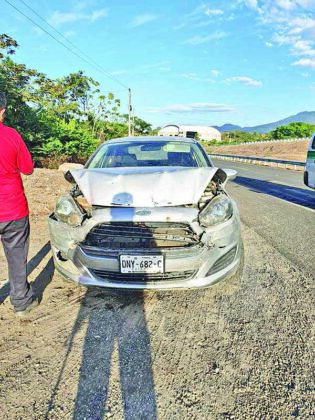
[0,122,34,222]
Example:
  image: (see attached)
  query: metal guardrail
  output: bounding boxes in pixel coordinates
[210,154,306,171]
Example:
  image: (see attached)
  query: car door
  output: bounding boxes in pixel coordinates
[306,134,315,189]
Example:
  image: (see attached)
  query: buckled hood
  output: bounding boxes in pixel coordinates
[70,166,218,207]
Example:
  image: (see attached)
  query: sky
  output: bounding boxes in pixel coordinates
[1,0,315,128]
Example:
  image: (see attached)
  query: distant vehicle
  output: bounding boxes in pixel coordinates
[48,136,243,290]
[304,133,315,189]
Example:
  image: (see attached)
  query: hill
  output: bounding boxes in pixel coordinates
[214,123,242,132]
[216,111,315,133]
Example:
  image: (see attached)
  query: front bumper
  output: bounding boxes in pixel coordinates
[48,205,242,290]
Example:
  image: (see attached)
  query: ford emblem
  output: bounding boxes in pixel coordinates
[135,209,151,216]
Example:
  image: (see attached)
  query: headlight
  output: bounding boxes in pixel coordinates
[198,194,233,227]
[55,195,84,227]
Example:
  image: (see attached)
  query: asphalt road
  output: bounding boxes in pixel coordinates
[213,159,315,277]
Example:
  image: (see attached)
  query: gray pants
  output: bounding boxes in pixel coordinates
[0,216,34,311]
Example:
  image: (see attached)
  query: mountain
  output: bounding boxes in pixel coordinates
[216,111,315,134]
[214,123,242,132]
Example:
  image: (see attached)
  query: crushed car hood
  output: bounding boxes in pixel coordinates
[70,166,218,207]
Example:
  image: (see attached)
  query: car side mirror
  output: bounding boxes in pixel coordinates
[223,168,237,182]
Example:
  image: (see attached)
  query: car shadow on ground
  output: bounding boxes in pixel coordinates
[33,257,55,302]
[234,176,315,210]
[0,241,52,305]
[47,288,157,419]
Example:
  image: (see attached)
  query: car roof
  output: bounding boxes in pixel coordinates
[104,135,198,145]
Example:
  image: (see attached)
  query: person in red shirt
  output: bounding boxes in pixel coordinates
[0,93,38,317]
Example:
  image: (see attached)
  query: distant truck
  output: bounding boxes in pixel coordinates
[304,133,315,189]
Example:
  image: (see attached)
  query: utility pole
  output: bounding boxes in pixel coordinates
[128,88,132,136]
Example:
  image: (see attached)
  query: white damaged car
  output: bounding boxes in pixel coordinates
[48,136,243,289]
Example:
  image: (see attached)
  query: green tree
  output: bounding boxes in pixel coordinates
[0,34,41,138]
[270,122,315,139]
[87,92,121,136]
[221,130,265,144]
[133,116,152,135]
[121,114,153,135]
[33,70,99,122]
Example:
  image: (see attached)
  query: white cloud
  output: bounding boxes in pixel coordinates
[147,102,234,114]
[211,69,220,77]
[48,9,108,26]
[72,1,96,12]
[265,41,273,47]
[204,8,224,16]
[184,31,227,45]
[274,0,296,10]
[293,57,315,67]
[181,72,197,79]
[129,14,159,27]
[292,40,315,56]
[242,0,315,69]
[244,0,259,9]
[174,4,232,31]
[288,16,315,34]
[228,76,263,87]
[193,20,215,29]
[295,0,315,6]
[90,10,108,22]
[272,33,298,45]
[49,12,77,26]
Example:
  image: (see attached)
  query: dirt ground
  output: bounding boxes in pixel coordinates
[208,139,309,162]
[0,169,314,419]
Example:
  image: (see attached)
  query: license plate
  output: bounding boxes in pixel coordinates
[120,255,164,274]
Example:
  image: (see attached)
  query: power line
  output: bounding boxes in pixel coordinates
[4,0,129,90]
[16,0,128,92]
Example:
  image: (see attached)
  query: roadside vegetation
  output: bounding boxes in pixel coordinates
[0,34,152,168]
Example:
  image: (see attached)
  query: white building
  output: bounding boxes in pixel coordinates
[158,124,221,142]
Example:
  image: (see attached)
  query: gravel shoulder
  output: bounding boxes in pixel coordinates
[0,169,314,419]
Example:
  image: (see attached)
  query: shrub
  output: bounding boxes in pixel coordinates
[32,117,99,163]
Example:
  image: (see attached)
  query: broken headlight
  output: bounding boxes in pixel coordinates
[55,195,84,227]
[199,194,233,227]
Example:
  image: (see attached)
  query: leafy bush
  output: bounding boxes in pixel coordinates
[270,122,315,139]
[33,117,99,162]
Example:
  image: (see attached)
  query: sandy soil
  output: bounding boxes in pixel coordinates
[0,169,314,418]
[208,139,309,162]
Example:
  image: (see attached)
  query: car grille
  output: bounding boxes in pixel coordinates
[89,269,197,284]
[82,222,199,250]
[206,246,237,276]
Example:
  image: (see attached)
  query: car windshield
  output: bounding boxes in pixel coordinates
[87,140,211,168]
